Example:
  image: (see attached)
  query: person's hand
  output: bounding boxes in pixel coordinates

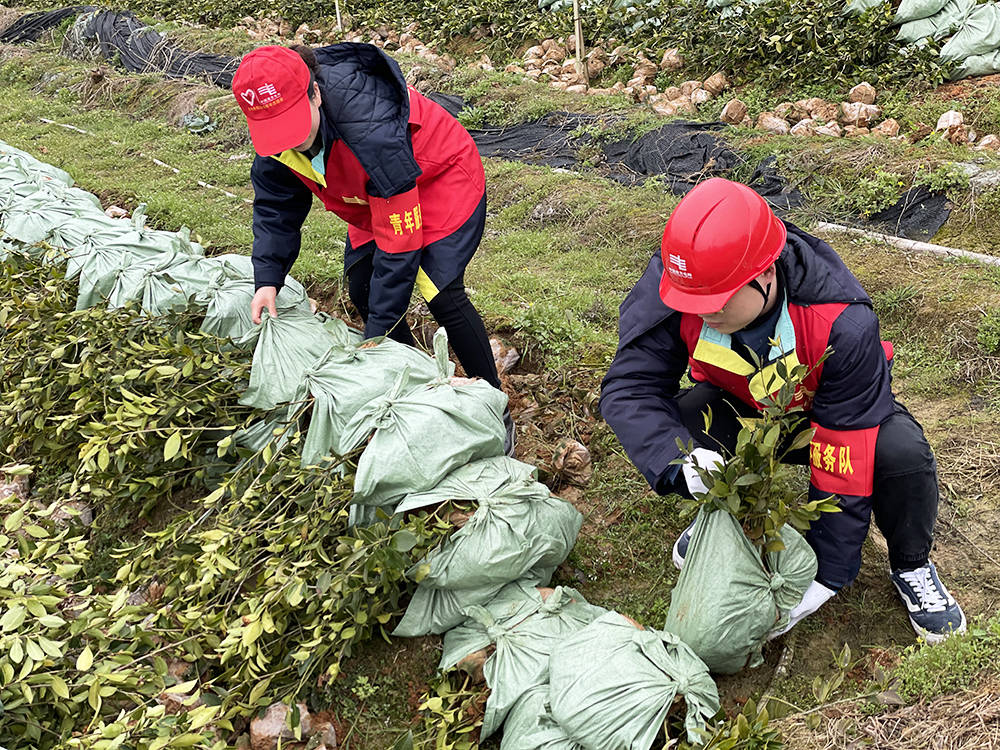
[251,286,278,325]
[681,447,725,497]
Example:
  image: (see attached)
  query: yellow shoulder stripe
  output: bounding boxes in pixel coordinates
[271,150,327,188]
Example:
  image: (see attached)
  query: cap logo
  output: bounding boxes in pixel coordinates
[668,253,687,271]
[240,88,257,106]
[667,253,693,280]
[240,84,284,112]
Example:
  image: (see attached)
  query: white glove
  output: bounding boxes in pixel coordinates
[768,580,837,640]
[681,447,724,497]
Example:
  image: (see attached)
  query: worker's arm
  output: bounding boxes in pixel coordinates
[599,314,695,494]
[249,156,313,292]
[363,185,424,339]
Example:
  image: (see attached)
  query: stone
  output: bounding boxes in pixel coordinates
[839,102,882,127]
[541,38,560,52]
[843,125,870,137]
[680,80,702,96]
[703,72,728,96]
[660,48,684,71]
[312,721,338,749]
[586,57,605,78]
[756,113,790,135]
[649,96,678,117]
[690,88,712,106]
[908,122,932,143]
[633,56,658,83]
[720,98,748,124]
[639,84,658,102]
[251,703,313,750]
[50,500,93,526]
[945,124,969,145]
[785,101,810,123]
[0,474,29,502]
[871,118,900,137]
[790,118,817,136]
[671,97,697,115]
[662,85,682,100]
[525,69,543,81]
[475,55,494,72]
[848,82,877,104]
[774,102,795,121]
[815,122,843,137]
[504,64,524,74]
[565,84,588,94]
[805,97,838,122]
[553,439,593,486]
[740,115,752,128]
[104,205,128,218]
[525,44,544,59]
[159,691,204,715]
[975,134,1000,150]
[936,109,963,131]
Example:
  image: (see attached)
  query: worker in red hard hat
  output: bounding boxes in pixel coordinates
[600,177,964,643]
[231,43,514,454]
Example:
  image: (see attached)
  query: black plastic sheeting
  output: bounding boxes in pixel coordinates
[0,6,94,43]
[1,9,948,236]
[868,185,951,241]
[466,111,803,209]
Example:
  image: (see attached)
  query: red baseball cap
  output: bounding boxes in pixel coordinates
[232,46,313,156]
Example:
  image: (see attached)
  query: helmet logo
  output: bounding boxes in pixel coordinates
[668,253,693,279]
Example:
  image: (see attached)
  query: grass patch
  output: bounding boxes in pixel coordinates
[892,617,1000,701]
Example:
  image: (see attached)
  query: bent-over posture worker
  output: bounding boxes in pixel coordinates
[232,43,513,452]
[600,177,965,642]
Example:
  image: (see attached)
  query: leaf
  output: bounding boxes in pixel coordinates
[876,690,905,706]
[50,674,70,699]
[391,529,419,553]
[787,427,816,452]
[166,678,199,694]
[0,605,26,632]
[163,431,182,461]
[76,645,94,672]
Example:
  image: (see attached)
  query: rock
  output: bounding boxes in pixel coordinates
[550,80,569,91]
[690,88,712,106]
[756,113,790,135]
[159,691,204,715]
[541,38,560,52]
[649,95,677,117]
[662,85,682,100]
[609,45,629,65]
[0,474,29,502]
[104,205,129,218]
[504,63,525,74]
[586,57,605,78]
[525,69,543,81]
[679,80,701,96]
[848,82,877,104]
[625,76,647,91]
[475,54,494,72]
[565,84,588,94]
[843,125,870,137]
[936,109,963,131]
[790,118,817,136]
[639,84,658,102]
[50,500,93,526]
[805,97,839,122]
[553,439,593,486]
[313,722,338,750]
[702,72,728,96]
[660,48,683,71]
[671,97,697,115]
[946,124,970,145]
[251,703,313,750]
[720,98,748,124]
[815,122,843,138]
[871,118,900,137]
[773,102,795,121]
[740,115,752,128]
[839,102,882,127]
[975,134,1000,151]
[786,101,810,123]
[525,44,544,59]
[633,55,658,83]
[971,169,1000,190]
[907,122,932,143]
[457,648,490,683]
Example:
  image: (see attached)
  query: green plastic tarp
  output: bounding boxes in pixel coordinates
[334,329,507,507]
[845,0,887,15]
[106,252,223,316]
[1,193,92,245]
[238,309,343,409]
[548,611,720,747]
[440,581,606,739]
[299,332,443,466]
[394,581,509,637]
[0,141,73,185]
[663,507,817,674]
[500,686,582,750]
[895,0,950,24]
[941,3,1000,61]
[395,456,583,590]
[896,0,975,42]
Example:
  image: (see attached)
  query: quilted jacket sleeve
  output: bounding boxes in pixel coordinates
[249,156,313,291]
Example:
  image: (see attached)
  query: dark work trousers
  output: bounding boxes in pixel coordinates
[344,246,501,390]
[669,382,939,590]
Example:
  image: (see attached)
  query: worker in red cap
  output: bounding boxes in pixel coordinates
[231,43,513,454]
[600,178,964,643]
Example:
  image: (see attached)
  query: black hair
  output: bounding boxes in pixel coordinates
[290,44,319,98]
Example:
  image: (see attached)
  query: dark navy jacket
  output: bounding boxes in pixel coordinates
[249,43,485,338]
[599,222,894,497]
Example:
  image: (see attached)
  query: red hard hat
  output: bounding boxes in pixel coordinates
[659,178,787,314]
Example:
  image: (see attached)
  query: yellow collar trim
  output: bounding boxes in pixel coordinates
[271,149,327,188]
[691,337,802,403]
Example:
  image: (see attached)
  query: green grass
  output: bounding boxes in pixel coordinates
[891,617,1000,701]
